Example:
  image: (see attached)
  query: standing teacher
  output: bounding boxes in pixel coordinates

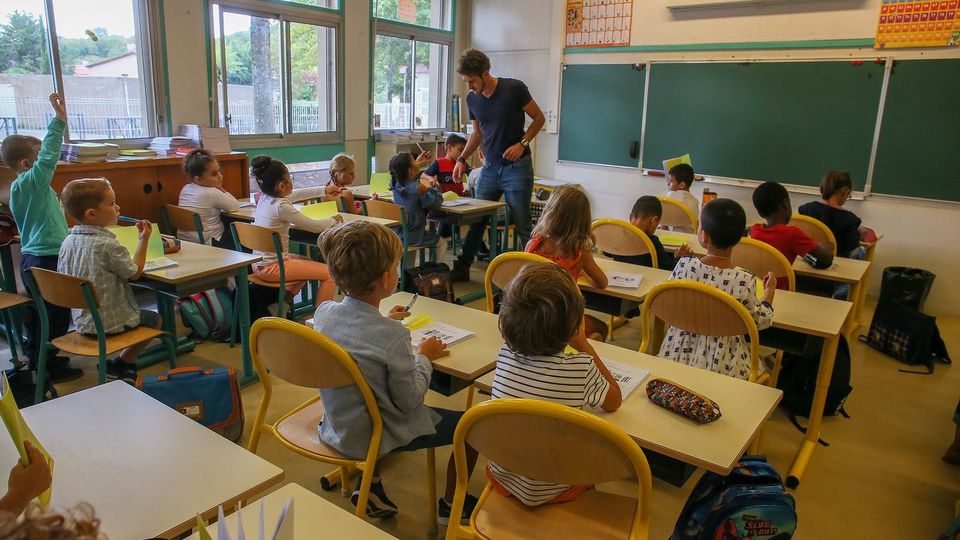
[451,49,545,282]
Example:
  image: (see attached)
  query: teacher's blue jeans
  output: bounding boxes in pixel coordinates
[459,156,534,266]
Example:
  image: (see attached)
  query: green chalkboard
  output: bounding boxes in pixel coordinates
[558,64,646,167]
[642,61,885,189]
[872,59,960,201]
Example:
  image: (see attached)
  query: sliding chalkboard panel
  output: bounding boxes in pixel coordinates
[872,59,960,202]
[643,61,885,188]
[558,64,646,167]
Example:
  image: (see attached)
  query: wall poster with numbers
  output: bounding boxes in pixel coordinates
[566,0,634,48]
[874,0,960,48]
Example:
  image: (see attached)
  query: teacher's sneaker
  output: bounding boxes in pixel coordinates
[437,494,479,527]
[351,479,399,519]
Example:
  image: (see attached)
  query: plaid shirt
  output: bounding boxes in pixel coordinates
[58,225,141,334]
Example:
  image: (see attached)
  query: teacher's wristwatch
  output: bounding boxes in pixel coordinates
[520,138,529,147]
[456,156,467,164]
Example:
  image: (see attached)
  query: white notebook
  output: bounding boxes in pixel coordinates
[608,272,644,289]
[410,322,475,347]
[602,358,650,399]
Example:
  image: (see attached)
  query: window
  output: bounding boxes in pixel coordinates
[374,0,451,30]
[373,2,452,131]
[211,2,339,140]
[0,0,161,142]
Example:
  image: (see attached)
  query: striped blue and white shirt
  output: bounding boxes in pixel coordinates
[488,344,610,506]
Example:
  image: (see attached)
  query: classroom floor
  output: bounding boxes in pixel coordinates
[38,266,960,540]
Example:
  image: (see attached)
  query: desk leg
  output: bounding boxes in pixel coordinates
[236,266,258,386]
[846,281,864,335]
[137,293,195,368]
[786,332,839,489]
[454,211,501,305]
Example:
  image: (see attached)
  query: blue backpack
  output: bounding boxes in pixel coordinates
[671,456,797,540]
[178,287,234,341]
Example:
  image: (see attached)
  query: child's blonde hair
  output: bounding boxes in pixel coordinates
[529,184,594,258]
[317,221,402,296]
[329,153,355,186]
[0,503,104,539]
[61,178,112,221]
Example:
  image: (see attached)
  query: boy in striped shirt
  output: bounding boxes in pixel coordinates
[488,263,622,506]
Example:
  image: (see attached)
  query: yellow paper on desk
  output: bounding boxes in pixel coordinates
[442,191,460,202]
[405,314,434,330]
[662,153,692,176]
[0,373,53,507]
[107,223,165,260]
[299,201,338,220]
[370,172,391,195]
[658,233,687,247]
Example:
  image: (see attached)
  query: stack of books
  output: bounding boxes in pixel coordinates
[60,142,119,163]
[118,149,157,158]
[180,124,232,153]
[148,136,197,156]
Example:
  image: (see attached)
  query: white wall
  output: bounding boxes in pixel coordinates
[471,0,960,316]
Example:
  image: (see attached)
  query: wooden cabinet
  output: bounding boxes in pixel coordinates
[43,153,249,223]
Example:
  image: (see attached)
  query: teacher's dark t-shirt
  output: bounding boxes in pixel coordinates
[467,77,533,166]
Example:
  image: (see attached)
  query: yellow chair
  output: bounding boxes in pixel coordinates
[246,317,437,525]
[789,214,837,256]
[658,196,698,231]
[482,252,554,314]
[639,280,767,385]
[591,218,658,269]
[162,204,207,245]
[445,398,652,540]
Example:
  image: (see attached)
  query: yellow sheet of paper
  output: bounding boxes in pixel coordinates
[370,172,391,195]
[405,314,434,331]
[662,153,692,175]
[658,233,687,247]
[442,191,460,202]
[0,373,53,507]
[756,277,765,300]
[107,223,165,260]
[195,513,213,540]
[299,201,338,220]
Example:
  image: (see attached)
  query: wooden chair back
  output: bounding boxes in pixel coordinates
[251,317,360,389]
[362,199,404,223]
[659,196,698,230]
[483,252,554,313]
[733,237,796,291]
[232,222,281,254]
[591,218,658,268]
[27,267,98,310]
[790,214,837,255]
[163,204,203,239]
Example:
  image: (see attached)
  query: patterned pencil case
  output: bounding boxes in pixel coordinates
[645,378,722,424]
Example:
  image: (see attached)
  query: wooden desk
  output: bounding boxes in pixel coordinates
[222,206,399,248]
[381,292,500,383]
[655,230,870,332]
[186,483,397,540]
[135,241,262,385]
[474,338,782,475]
[0,382,283,540]
[579,257,852,488]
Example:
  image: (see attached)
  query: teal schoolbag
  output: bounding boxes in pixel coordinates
[178,288,234,340]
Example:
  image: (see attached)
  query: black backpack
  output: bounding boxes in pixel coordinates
[403,262,456,303]
[777,335,853,443]
[859,299,951,374]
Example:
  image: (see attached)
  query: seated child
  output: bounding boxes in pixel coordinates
[659,199,776,380]
[326,153,359,213]
[489,263,622,506]
[750,181,834,289]
[313,221,478,524]
[177,149,240,249]
[251,155,343,307]
[609,195,692,271]
[798,171,874,258]
[665,163,699,230]
[421,134,469,196]
[389,152,446,263]
[58,178,164,383]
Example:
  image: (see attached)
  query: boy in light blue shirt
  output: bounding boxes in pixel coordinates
[0,93,80,383]
[313,221,478,526]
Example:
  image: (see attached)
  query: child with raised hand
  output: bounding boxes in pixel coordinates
[660,199,775,380]
[489,263,622,506]
[389,152,447,262]
[251,155,343,307]
[665,163,700,228]
[177,149,240,248]
[750,181,834,289]
[798,170,875,258]
[525,184,608,355]
[0,93,81,383]
[58,178,163,384]
[313,221,478,524]
[326,153,359,213]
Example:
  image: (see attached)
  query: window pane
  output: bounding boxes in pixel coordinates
[216,9,281,135]
[283,0,339,8]
[0,2,56,142]
[290,22,336,133]
[373,34,412,131]
[52,0,152,139]
[414,41,446,129]
[375,0,448,30]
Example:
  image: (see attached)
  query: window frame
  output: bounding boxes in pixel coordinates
[23,0,166,144]
[209,0,343,148]
[372,0,453,32]
[373,16,454,133]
